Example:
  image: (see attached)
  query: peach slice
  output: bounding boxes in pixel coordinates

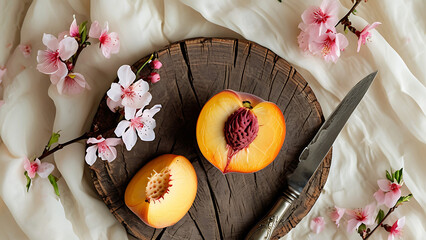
[196,90,286,173]
[124,154,197,228]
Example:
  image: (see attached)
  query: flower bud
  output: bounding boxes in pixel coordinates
[148,72,160,83]
[150,60,162,70]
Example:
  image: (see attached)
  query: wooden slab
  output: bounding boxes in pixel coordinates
[89,38,332,240]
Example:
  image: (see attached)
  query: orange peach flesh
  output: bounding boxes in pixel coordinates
[196,90,286,173]
[125,154,197,228]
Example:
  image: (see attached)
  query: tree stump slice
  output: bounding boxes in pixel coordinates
[89,38,332,240]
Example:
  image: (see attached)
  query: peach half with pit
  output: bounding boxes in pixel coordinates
[124,154,197,228]
[196,90,286,173]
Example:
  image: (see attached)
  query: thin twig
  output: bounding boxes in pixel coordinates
[335,0,362,27]
[136,54,154,76]
[38,132,89,160]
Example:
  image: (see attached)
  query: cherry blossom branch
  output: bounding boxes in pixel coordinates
[39,132,90,160]
[362,206,396,240]
[70,42,88,70]
[335,0,362,27]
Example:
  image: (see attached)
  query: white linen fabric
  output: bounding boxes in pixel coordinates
[0,0,424,239]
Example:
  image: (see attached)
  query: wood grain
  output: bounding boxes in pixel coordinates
[88,38,332,240]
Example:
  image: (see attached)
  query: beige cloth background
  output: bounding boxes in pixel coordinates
[0,0,425,239]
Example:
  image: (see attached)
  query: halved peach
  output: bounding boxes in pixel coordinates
[124,154,197,228]
[196,90,286,173]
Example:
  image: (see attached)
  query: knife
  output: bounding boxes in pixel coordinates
[245,71,378,240]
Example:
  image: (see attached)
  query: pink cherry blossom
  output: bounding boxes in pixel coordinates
[330,206,345,227]
[51,72,90,95]
[23,158,54,179]
[89,21,120,58]
[297,23,311,52]
[0,66,6,84]
[114,104,161,151]
[69,15,80,38]
[36,34,78,77]
[147,72,160,83]
[388,217,405,240]
[357,22,381,52]
[107,65,152,119]
[85,136,122,165]
[106,97,123,113]
[0,100,4,108]
[374,179,402,208]
[310,29,348,63]
[18,44,32,58]
[310,216,325,234]
[346,203,376,232]
[301,0,339,36]
[150,60,162,70]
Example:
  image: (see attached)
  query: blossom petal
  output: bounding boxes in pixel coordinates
[85,145,98,166]
[89,21,102,39]
[124,106,137,120]
[100,146,117,162]
[36,50,59,74]
[101,44,112,59]
[384,189,401,208]
[297,29,310,52]
[37,162,55,178]
[396,216,405,230]
[363,203,376,225]
[103,22,110,33]
[50,62,68,86]
[321,0,339,25]
[378,179,392,191]
[104,138,122,146]
[107,147,117,162]
[117,65,136,88]
[336,33,348,50]
[142,104,162,118]
[136,127,155,142]
[310,217,325,234]
[122,128,137,151]
[347,219,361,233]
[87,137,105,144]
[132,79,150,95]
[330,206,345,227]
[114,120,130,137]
[42,33,59,51]
[23,158,32,176]
[357,37,363,52]
[107,32,120,54]
[374,189,386,205]
[122,90,152,111]
[106,97,122,112]
[27,169,36,179]
[57,76,77,95]
[368,22,382,31]
[301,6,320,25]
[58,73,87,95]
[107,83,123,102]
[58,37,78,61]
[73,73,88,87]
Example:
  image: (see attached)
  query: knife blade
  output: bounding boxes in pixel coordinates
[245,71,378,240]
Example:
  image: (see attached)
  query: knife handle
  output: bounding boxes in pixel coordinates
[245,186,300,240]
